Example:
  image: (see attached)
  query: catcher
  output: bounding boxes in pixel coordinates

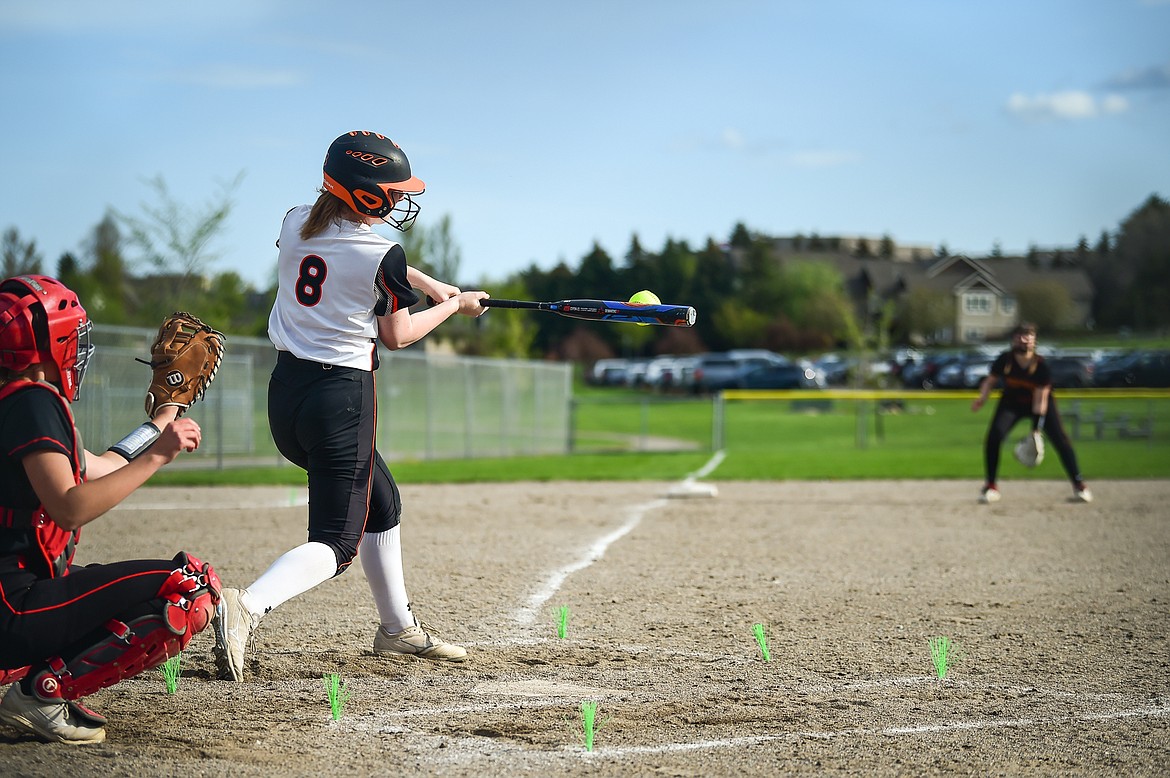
[971,321,1091,504]
[0,276,224,745]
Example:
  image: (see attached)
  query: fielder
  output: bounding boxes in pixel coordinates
[971,321,1091,504]
[0,276,224,744]
[213,131,488,681]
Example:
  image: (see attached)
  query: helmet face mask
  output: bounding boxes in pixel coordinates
[0,275,92,402]
[322,131,425,231]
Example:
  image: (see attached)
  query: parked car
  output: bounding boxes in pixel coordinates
[813,354,850,386]
[738,363,823,389]
[1045,355,1095,388]
[692,350,790,393]
[621,357,652,387]
[923,352,971,389]
[587,358,629,386]
[901,351,962,389]
[1093,350,1170,387]
[642,355,677,389]
[934,354,973,389]
[643,355,700,392]
[961,355,995,388]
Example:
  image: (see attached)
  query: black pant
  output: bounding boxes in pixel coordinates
[268,352,402,575]
[0,557,177,672]
[984,398,1084,485]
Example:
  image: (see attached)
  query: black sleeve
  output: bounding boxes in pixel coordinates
[989,351,1010,378]
[1033,357,1052,387]
[0,386,76,508]
[374,244,422,316]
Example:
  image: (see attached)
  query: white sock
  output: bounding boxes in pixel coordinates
[359,526,413,633]
[243,541,338,617]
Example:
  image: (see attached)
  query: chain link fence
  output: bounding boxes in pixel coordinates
[79,325,571,467]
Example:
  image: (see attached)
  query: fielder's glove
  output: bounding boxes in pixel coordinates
[139,311,226,418]
[1013,430,1045,468]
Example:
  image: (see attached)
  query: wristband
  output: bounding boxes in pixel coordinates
[1032,414,1045,432]
[109,422,162,461]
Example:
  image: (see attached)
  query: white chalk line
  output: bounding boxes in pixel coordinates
[374,676,1163,721]
[340,677,1169,759]
[689,449,725,480]
[513,453,725,626]
[514,499,666,625]
[581,705,1170,757]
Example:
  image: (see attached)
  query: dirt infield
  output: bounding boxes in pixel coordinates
[2,479,1168,776]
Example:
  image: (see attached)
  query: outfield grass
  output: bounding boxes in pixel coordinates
[150,389,1170,486]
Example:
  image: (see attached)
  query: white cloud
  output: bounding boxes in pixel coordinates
[720,128,746,150]
[1006,90,1129,120]
[1101,94,1130,114]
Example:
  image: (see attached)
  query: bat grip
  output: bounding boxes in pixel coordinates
[480,299,542,310]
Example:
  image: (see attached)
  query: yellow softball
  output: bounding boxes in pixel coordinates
[628,290,660,326]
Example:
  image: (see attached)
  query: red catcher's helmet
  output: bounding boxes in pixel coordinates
[322,131,425,231]
[0,275,93,402]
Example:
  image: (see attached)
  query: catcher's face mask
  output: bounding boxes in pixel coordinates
[66,320,95,402]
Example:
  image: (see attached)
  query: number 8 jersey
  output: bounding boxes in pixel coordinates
[268,204,420,370]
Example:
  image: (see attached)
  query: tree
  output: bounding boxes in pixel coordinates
[878,234,895,259]
[1016,280,1073,332]
[81,213,131,323]
[117,173,243,315]
[1115,194,1170,329]
[689,239,734,350]
[1094,230,1110,256]
[1074,235,1090,264]
[653,238,696,305]
[473,276,537,358]
[399,213,463,287]
[1085,194,1170,329]
[896,287,953,344]
[729,222,752,249]
[576,243,619,299]
[1,227,42,277]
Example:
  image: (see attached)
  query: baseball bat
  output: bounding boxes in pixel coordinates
[480,298,697,327]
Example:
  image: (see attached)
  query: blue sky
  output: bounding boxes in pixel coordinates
[2,1,1168,290]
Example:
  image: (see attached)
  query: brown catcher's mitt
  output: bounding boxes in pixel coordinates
[140,311,226,417]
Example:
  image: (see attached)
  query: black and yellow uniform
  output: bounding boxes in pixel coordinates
[983,350,1085,489]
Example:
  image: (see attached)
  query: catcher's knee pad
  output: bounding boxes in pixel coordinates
[29,552,221,701]
[157,551,222,635]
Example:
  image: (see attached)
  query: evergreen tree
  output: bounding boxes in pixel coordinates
[1,228,42,277]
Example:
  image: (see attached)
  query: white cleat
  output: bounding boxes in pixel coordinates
[374,620,466,662]
[212,587,259,682]
[0,684,106,745]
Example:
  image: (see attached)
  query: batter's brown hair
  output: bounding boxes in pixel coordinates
[301,190,363,240]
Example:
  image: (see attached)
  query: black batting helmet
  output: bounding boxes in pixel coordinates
[322,131,425,231]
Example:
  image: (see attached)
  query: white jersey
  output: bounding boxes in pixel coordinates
[268,204,419,369]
